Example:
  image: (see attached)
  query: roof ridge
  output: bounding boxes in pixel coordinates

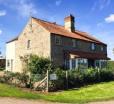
[32,17,103,43]
[32,17,63,27]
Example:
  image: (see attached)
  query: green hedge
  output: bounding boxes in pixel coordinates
[107,61,114,70]
[49,68,114,91]
[1,67,114,91]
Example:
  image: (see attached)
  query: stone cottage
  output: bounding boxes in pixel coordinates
[6,15,108,72]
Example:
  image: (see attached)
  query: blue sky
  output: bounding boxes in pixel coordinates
[0,0,114,60]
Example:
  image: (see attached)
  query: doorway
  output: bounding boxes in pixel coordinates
[88,59,95,68]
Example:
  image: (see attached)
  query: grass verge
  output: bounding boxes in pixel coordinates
[1,81,114,103]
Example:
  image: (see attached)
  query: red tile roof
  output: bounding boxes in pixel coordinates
[33,17,106,45]
[7,17,106,46]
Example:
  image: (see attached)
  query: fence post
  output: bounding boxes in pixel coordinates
[97,68,100,82]
[66,70,68,89]
[46,70,49,92]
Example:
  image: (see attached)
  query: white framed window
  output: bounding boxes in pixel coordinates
[91,43,95,50]
[69,59,77,70]
[72,39,76,47]
[55,36,61,45]
[95,60,107,69]
[95,60,100,68]
[69,58,88,70]
[27,40,31,49]
[78,58,88,69]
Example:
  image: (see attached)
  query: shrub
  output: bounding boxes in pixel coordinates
[0,71,29,88]
[99,69,114,82]
[49,68,114,91]
[14,72,29,87]
[83,68,99,84]
[107,61,114,71]
[28,55,51,74]
[49,68,66,91]
[68,70,84,88]
[0,67,4,71]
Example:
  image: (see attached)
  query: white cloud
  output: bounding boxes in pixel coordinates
[55,0,62,6]
[16,1,38,17]
[0,0,37,18]
[91,0,111,11]
[0,10,6,16]
[105,14,114,23]
[0,30,2,34]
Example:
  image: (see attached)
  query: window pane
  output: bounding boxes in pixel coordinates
[72,39,76,47]
[27,40,31,49]
[78,58,88,69]
[101,46,104,51]
[95,60,100,68]
[91,43,95,50]
[72,59,76,69]
[55,36,61,45]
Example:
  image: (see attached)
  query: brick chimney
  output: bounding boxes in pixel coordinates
[64,14,75,32]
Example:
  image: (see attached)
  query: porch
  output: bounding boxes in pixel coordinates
[64,51,108,70]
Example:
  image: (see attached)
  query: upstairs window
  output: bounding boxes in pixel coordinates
[101,46,104,51]
[27,40,31,49]
[91,43,95,50]
[55,36,61,45]
[72,39,76,47]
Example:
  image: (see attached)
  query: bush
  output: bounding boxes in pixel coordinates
[28,55,51,74]
[49,68,114,91]
[107,61,114,71]
[83,68,99,84]
[49,68,66,91]
[0,71,29,88]
[99,69,114,82]
[0,67,4,71]
[68,70,84,88]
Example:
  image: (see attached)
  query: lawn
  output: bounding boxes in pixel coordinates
[1,82,114,103]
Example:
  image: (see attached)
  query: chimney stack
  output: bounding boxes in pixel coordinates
[64,14,75,32]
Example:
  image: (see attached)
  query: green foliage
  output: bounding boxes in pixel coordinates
[0,67,4,71]
[68,70,84,88]
[83,68,99,83]
[49,67,114,90]
[0,71,29,88]
[107,61,114,70]
[49,68,66,91]
[99,69,114,82]
[28,55,51,74]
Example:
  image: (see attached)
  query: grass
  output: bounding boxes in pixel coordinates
[1,82,114,103]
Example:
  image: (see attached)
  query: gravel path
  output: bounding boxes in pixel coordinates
[89,100,114,104]
[0,97,114,104]
[0,97,63,104]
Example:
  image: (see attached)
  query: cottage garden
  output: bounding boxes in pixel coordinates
[0,55,114,103]
[0,54,114,92]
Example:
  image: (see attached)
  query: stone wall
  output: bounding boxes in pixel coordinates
[15,18,51,72]
[51,34,107,67]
